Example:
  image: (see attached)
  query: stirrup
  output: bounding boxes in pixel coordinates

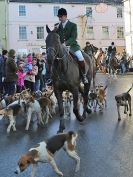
[45,78,53,86]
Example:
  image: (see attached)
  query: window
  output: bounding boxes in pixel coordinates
[19,5,26,16]
[19,26,27,40]
[86,26,94,39]
[117,27,124,39]
[86,7,92,17]
[53,6,60,16]
[37,27,44,39]
[117,7,123,18]
[102,26,109,39]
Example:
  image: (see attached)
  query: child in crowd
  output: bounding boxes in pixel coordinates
[24,58,38,92]
[24,54,33,74]
[17,62,27,93]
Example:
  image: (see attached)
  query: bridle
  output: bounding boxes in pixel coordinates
[46,45,69,79]
[46,46,67,60]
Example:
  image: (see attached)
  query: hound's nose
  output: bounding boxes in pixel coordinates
[14,170,18,174]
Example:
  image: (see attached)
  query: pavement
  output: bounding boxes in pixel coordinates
[0,74,133,177]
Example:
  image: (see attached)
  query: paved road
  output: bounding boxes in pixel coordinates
[0,74,133,177]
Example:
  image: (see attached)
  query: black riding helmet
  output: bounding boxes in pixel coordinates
[57,8,67,17]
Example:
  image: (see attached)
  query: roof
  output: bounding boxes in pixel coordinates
[9,0,123,5]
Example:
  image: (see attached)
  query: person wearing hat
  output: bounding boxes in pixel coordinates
[107,42,117,68]
[56,8,88,84]
[107,42,116,55]
[4,49,18,96]
[83,41,94,56]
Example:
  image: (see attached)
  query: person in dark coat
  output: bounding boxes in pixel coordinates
[35,55,43,93]
[55,8,88,84]
[83,42,98,57]
[107,42,116,57]
[4,49,18,96]
[0,50,8,93]
[0,53,3,93]
[107,42,117,66]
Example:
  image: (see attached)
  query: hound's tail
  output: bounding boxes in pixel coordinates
[127,83,133,93]
[104,85,108,91]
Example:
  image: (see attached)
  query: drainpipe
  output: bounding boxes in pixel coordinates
[5,0,9,50]
[129,0,132,55]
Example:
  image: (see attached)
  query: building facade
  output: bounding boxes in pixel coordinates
[9,0,124,54]
[0,0,8,51]
[124,0,133,56]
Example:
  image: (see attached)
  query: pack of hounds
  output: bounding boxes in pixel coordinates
[0,82,132,177]
[0,83,108,133]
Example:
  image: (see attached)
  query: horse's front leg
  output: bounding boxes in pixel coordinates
[83,83,92,117]
[54,90,65,133]
[72,88,86,122]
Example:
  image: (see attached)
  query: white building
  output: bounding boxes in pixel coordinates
[124,0,133,56]
[8,0,124,54]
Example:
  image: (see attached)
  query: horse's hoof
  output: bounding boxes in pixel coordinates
[118,118,121,121]
[129,113,132,117]
[57,129,64,134]
[86,108,92,114]
[77,115,86,122]
[57,126,65,134]
[124,111,127,114]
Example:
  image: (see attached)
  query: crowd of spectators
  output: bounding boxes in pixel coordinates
[0,49,47,96]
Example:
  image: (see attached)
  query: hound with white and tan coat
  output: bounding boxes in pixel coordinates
[15,131,80,177]
[0,100,26,133]
[25,96,53,130]
[0,95,53,132]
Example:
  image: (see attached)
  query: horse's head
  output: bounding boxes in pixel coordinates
[46,25,62,64]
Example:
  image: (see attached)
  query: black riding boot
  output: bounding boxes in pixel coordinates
[79,61,88,84]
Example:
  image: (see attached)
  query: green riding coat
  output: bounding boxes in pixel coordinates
[57,20,80,52]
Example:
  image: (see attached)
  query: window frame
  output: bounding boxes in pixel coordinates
[19,5,26,17]
[19,26,27,40]
[117,26,124,39]
[86,7,92,17]
[37,27,44,40]
[102,26,109,39]
[117,7,123,18]
[53,6,60,16]
[86,26,94,39]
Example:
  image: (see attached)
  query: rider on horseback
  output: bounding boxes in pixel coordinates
[55,8,88,84]
[107,42,116,63]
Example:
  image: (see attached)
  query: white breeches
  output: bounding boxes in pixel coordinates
[74,50,84,61]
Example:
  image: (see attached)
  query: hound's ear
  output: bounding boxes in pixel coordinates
[46,25,51,33]
[30,96,35,103]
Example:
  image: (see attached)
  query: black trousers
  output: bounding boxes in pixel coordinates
[16,85,25,93]
[4,81,16,96]
[24,80,35,92]
[0,74,3,94]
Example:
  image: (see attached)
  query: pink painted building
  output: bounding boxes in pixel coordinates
[8,0,124,54]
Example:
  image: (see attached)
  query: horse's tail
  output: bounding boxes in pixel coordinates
[104,85,108,91]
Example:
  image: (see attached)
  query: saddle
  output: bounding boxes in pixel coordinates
[68,50,79,62]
